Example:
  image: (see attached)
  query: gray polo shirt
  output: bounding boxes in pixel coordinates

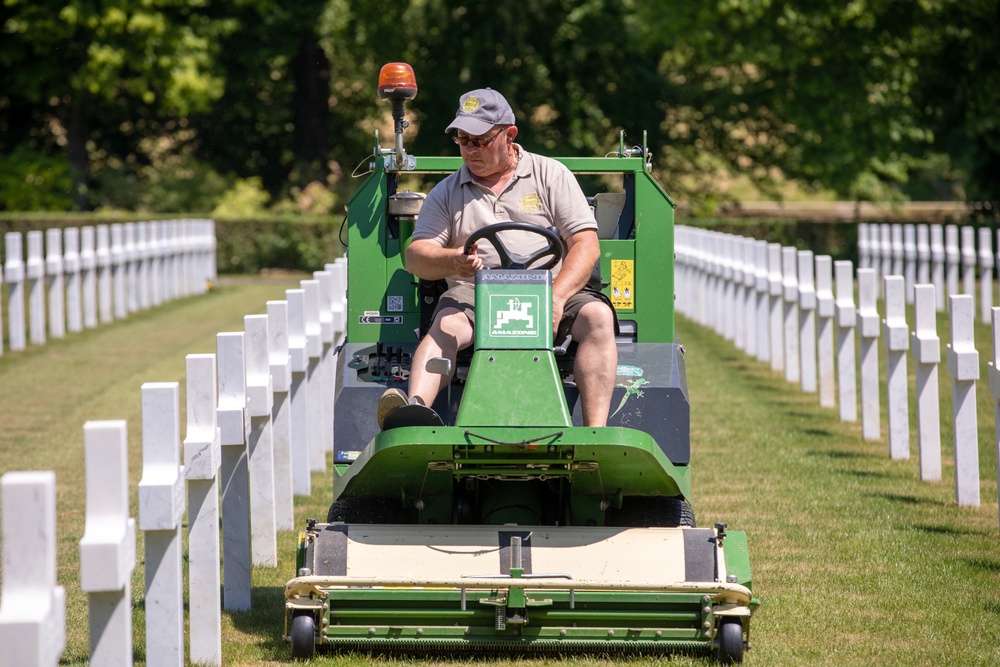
[413,145,597,287]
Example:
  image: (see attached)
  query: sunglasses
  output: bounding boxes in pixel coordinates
[453,126,507,148]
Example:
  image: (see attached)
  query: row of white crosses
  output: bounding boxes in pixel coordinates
[858,222,997,322]
[0,257,348,667]
[676,226,998,528]
[0,220,216,355]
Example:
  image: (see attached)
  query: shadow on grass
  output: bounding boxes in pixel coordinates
[867,491,940,506]
[958,557,1000,574]
[226,585,289,660]
[907,523,984,537]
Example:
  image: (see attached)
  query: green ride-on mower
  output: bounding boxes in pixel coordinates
[283,63,758,663]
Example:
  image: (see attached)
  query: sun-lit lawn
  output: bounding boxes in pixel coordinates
[1,278,999,666]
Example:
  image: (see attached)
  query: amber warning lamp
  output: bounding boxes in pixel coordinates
[377,62,418,102]
[377,62,417,170]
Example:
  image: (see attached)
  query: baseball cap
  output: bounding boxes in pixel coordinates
[445,88,515,136]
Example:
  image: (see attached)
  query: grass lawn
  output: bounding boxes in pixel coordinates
[1,278,999,666]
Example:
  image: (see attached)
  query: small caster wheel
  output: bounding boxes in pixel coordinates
[717,619,744,664]
[289,613,316,660]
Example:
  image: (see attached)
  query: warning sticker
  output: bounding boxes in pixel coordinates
[610,259,634,309]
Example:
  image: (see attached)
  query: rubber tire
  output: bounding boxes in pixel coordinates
[717,619,745,664]
[289,613,316,660]
[606,496,696,527]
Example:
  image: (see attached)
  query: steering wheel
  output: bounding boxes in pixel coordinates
[463,222,564,270]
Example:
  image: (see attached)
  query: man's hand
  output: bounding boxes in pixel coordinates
[551,296,565,337]
[453,241,483,278]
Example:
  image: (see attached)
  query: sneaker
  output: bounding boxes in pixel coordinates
[377,388,409,430]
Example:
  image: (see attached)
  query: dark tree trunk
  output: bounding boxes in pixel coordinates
[291,35,330,185]
[66,95,91,210]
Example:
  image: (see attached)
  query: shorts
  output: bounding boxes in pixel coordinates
[434,282,619,340]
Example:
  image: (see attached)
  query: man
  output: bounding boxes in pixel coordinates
[378,88,618,428]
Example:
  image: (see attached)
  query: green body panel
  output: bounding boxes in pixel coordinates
[456,351,572,427]
[333,425,691,524]
[722,530,753,589]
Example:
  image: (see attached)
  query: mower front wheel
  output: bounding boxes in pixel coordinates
[289,613,316,660]
[717,618,744,664]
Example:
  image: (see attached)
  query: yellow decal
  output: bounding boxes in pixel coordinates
[463,97,481,112]
[519,192,542,215]
[610,259,634,310]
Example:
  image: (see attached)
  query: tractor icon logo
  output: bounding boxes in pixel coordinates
[491,295,538,336]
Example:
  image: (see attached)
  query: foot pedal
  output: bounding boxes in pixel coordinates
[382,404,444,430]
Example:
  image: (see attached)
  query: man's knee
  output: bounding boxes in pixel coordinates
[571,301,615,342]
[430,308,474,348]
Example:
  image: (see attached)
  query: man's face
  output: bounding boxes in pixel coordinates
[455,125,515,179]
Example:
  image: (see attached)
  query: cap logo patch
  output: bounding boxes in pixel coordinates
[462,97,481,112]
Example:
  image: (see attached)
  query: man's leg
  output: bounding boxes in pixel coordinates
[408,308,474,407]
[570,301,618,427]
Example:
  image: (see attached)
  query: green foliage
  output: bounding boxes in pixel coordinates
[1,1,999,213]
[0,145,75,211]
[213,216,343,273]
[212,177,271,217]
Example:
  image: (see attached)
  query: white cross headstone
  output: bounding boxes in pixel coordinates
[124,222,138,313]
[80,226,98,328]
[267,300,294,531]
[879,225,893,296]
[79,420,136,667]
[315,270,336,456]
[858,223,871,269]
[944,224,960,307]
[4,232,25,351]
[988,308,1000,529]
[912,284,942,481]
[834,261,857,422]
[742,237,757,358]
[303,279,326,473]
[979,227,994,324]
[815,255,836,408]
[930,224,946,312]
[139,382,185,667]
[903,223,916,304]
[961,225,976,305]
[287,288,312,496]
[916,224,930,287]
[110,224,127,320]
[868,224,881,284]
[183,353,222,665]
[0,255,4,356]
[217,331,252,611]
[798,250,817,394]
[731,237,745,350]
[857,268,881,440]
[890,223,904,280]
[883,276,910,460]
[782,247,800,384]
[148,221,162,307]
[27,230,46,346]
[325,261,347,343]
[65,228,85,332]
[946,294,980,506]
[136,222,150,310]
[45,228,65,339]
[0,471,66,667]
[754,241,770,363]
[96,225,113,323]
[245,314,277,566]
[768,243,784,372]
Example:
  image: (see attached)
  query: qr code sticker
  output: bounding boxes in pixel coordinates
[387,295,403,312]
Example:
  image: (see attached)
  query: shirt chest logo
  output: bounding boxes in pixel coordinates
[518,192,542,215]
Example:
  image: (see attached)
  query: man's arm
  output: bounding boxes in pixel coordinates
[405,238,483,281]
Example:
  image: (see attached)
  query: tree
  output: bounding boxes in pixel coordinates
[0,0,232,209]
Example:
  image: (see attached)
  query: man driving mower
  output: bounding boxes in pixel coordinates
[377,87,618,429]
